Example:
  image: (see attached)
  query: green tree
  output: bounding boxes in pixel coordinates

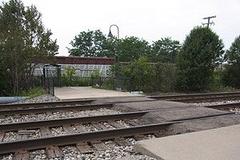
[176,26,224,91]
[222,36,240,88]
[69,30,110,57]
[150,37,181,63]
[0,0,58,95]
[115,36,151,62]
[120,57,155,91]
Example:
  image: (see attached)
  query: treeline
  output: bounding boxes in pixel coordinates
[69,30,181,63]
[69,28,240,92]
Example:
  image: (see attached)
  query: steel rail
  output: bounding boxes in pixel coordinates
[170,95,240,103]
[0,99,157,111]
[0,99,94,109]
[0,111,148,131]
[0,103,114,115]
[0,121,178,154]
[149,91,240,100]
[203,102,240,109]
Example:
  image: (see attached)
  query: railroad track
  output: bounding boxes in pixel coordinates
[0,108,236,158]
[0,103,114,115]
[1,95,240,159]
[149,91,240,103]
[203,102,240,112]
[0,99,94,109]
[0,106,177,159]
[0,98,157,115]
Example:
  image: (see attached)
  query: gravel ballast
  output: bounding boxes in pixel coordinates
[13,94,59,104]
[0,108,121,124]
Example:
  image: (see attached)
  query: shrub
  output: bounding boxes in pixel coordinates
[154,63,176,92]
[19,87,45,98]
[111,57,177,92]
[222,35,240,88]
[176,26,224,92]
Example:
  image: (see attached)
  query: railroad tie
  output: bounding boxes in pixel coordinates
[92,122,112,130]
[114,138,132,146]
[91,140,108,151]
[46,145,62,159]
[40,127,51,137]
[74,124,87,133]
[76,142,94,154]
[107,121,124,128]
[126,120,140,126]
[14,149,29,160]
[91,123,104,130]
[0,132,4,142]
[63,124,74,133]
[134,134,145,141]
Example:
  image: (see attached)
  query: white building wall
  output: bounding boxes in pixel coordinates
[33,63,112,77]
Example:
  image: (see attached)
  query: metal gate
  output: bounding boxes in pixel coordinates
[43,64,61,95]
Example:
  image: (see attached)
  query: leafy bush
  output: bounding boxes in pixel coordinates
[19,87,45,98]
[222,35,240,88]
[222,64,240,88]
[61,67,91,86]
[119,57,155,92]
[111,57,176,92]
[176,27,224,92]
[154,63,176,92]
[61,76,92,86]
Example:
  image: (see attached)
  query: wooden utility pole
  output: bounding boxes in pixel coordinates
[202,16,216,28]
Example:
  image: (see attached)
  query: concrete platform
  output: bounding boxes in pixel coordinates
[135,124,240,160]
[54,87,136,100]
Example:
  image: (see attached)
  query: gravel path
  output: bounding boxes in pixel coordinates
[0,108,121,124]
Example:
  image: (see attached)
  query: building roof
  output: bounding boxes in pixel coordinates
[54,56,115,65]
[33,56,115,65]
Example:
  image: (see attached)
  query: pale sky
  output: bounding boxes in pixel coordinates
[2,0,240,56]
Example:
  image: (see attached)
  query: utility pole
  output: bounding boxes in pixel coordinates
[202,15,216,28]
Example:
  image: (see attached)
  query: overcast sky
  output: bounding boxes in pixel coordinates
[2,0,240,56]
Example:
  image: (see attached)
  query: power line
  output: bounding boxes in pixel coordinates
[202,15,216,28]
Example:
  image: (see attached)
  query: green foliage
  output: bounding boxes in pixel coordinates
[120,57,154,91]
[69,31,151,62]
[61,67,94,86]
[154,63,176,92]
[69,30,109,57]
[62,67,76,86]
[225,35,240,63]
[90,70,103,87]
[19,87,45,98]
[112,57,176,92]
[150,37,181,63]
[176,26,224,91]
[61,77,92,86]
[90,70,101,79]
[115,37,151,62]
[222,64,240,88]
[0,0,58,95]
[222,36,240,88]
